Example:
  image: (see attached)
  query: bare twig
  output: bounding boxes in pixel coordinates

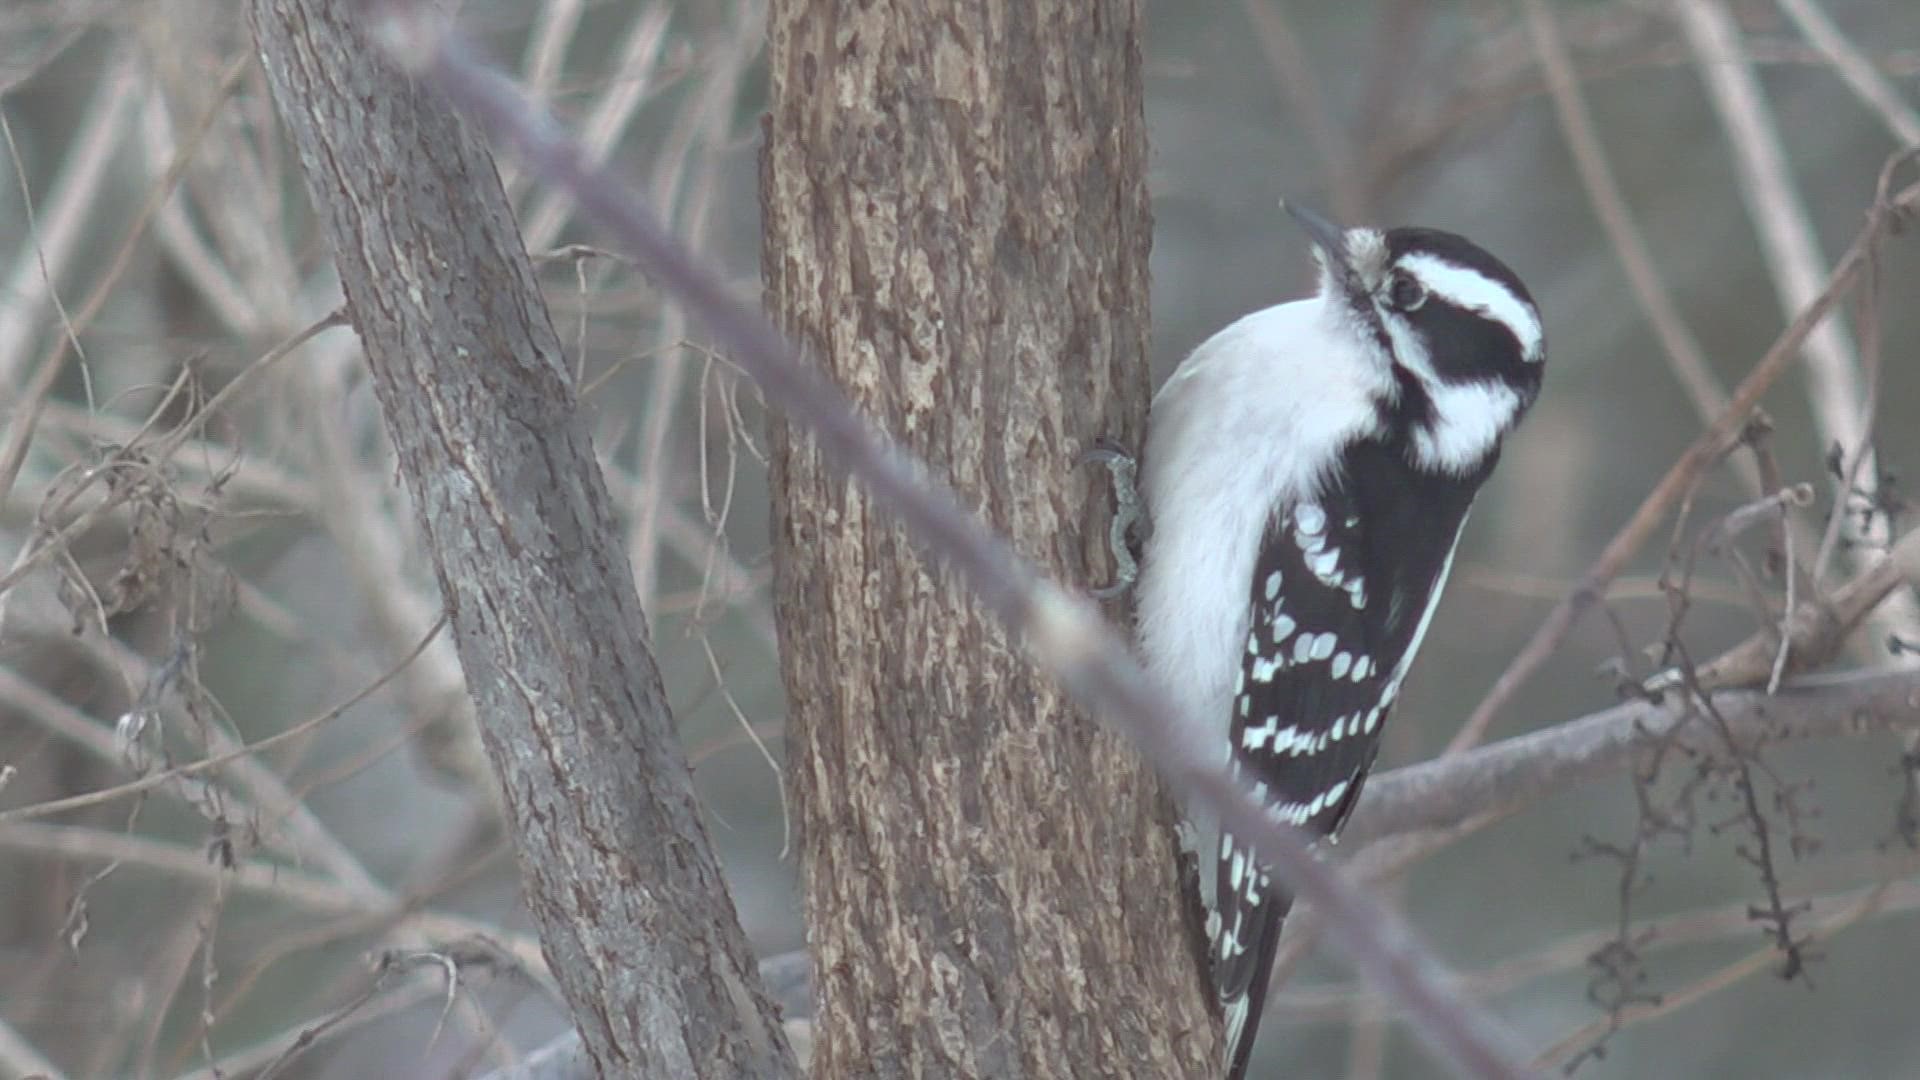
[1675,0,1920,647]
[167,975,466,1080]
[517,4,672,250]
[1519,0,1733,440]
[1450,164,1920,752]
[1687,524,1920,692]
[1775,0,1920,147]
[0,51,140,385]
[1273,855,1920,1025]
[0,53,251,512]
[622,10,759,615]
[0,820,548,977]
[0,1016,66,1080]
[0,616,445,826]
[1531,872,1899,1070]
[0,313,345,608]
[1241,0,1363,222]
[1346,665,1920,848]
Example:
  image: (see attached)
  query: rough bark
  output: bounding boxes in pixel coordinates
[761,2,1217,1077]
[248,3,798,1077]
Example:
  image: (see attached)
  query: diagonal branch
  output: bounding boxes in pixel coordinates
[1347,666,1920,849]
[1449,159,1920,754]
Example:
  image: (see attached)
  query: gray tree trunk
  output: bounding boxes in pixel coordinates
[248,3,799,1076]
[761,1,1220,1076]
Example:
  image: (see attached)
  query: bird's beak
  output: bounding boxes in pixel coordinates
[1280,200,1348,270]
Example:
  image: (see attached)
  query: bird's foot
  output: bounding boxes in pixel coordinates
[1080,436,1142,599]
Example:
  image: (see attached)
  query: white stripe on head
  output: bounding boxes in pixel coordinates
[1410,380,1524,474]
[1398,253,1544,364]
[1377,316,1525,475]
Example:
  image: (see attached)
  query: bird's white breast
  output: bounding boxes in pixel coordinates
[1134,299,1389,750]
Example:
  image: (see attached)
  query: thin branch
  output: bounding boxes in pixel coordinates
[0,312,345,608]
[1273,853,1920,1025]
[166,976,462,1080]
[0,1016,66,1080]
[1675,0,1920,646]
[0,50,140,385]
[1519,0,1734,442]
[1670,0,1863,467]
[1241,0,1363,222]
[1688,522,1920,692]
[0,53,251,512]
[1449,161,1920,753]
[1529,871,1900,1070]
[1346,666,1920,848]
[0,616,445,826]
[1774,0,1920,159]
[517,4,672,250]
[0,820,549,978]
[370,9,1539,1078]
[622,10,759,615]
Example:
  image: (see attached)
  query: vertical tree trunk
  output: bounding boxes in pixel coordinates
[761,3,1217,1076]
[249,3,798,1077]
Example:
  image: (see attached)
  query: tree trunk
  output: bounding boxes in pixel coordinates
[761,3,1218,1076]
[249,3,799,1077]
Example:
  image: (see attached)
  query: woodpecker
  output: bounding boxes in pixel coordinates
[1121,204,1545,1078]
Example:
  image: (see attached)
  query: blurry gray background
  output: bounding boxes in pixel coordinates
[0,1,1916,1077]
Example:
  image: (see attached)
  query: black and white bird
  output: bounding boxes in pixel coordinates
[1132,204,1545,1078]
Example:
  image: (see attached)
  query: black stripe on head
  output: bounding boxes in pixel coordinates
[1385,228,1536,310]
[1383,227,1545,402]
[1406,298,1544,398]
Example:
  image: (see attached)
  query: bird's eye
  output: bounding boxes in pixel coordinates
[1386,270,1427,311]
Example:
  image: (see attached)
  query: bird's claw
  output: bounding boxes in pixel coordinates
[1079,434,1134,469]
[1080,437,1143,599]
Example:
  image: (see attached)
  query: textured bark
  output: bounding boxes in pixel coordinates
[761,3,1217,1077]
[249,4,798,1077]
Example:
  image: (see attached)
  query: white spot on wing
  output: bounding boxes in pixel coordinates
[1295,502,1326,534]
[1250,654,1282,683]
[1309,632,1336,661]
[1309,548,1341,579]
[1242,715,1279,749]
[1321,778,1350,812]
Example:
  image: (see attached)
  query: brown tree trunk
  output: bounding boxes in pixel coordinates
[761,3,1218,1076]
[249,3,799,1077]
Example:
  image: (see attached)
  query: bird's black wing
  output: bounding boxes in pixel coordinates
[1214,437,1488,1079]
